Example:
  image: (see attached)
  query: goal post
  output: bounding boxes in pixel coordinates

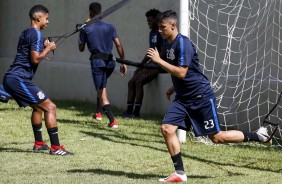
[176,0,190,143]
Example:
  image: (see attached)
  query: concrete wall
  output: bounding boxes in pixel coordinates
[0,0,179,115]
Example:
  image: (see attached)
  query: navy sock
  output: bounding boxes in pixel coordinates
[32,123,43,142]
[96,98,102,113]
[47,127,60,146]
[243,132,260,142]
[127,101,134,114]
[171,152,185,173]
[133,102,142,116]
[103,104,115,123]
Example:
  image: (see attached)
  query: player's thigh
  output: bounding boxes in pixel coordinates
[136,69,159,85]
[188,97,221,137]
[3,76,48,107]
[162,100,190,131]
[32,98,56,112]
[91,67,106,90]
[104,67,114,79]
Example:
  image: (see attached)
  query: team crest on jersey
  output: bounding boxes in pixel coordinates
[151,35,157,43]
[37,91,45,100]
[167,48,175,60]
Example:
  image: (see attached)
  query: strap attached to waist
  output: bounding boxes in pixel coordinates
[90,52,113,61]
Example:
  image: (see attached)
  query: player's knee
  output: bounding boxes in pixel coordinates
[208,133,225,144]
[135,81,143,89]
[160,124,174,135]
[128,80,135,88]
[46,102,57,113]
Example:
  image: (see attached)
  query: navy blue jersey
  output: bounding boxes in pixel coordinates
[149,30,163,51]
[78,21,118,54]
[5,28,44,80]
[165,34,214,100]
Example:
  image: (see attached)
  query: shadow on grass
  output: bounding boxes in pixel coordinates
[67,168,212,180]
[81,130,166,151]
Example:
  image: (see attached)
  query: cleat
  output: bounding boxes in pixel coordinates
[256,127,272,147]
[33,141,50,151]
[108,119,118,128]
[93,112,102,121]
[159,172,187,182]
[50,145,74,156]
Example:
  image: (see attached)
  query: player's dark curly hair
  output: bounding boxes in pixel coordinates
[29,5,49,20]
[89,2,102,15]
[145,9,160,18]
[156,10,177,22]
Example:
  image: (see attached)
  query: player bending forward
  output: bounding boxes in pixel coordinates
[146,10,272,182]
[3,5,73,156]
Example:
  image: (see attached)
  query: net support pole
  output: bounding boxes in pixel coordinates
[177,0,190,143]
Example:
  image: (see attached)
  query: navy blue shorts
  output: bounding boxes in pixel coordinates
[91,61,114,90]
[162,96,221,137]
[0,84,11,103]
[3,76,48,107]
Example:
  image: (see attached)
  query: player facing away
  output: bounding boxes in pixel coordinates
[121,9,164,118]
[3,5,73,156]
[78,2,127,128]
[146,10,272,182]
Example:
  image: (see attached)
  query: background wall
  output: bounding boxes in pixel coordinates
[0,0,179,115]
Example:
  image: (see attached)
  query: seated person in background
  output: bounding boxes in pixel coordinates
[122,9,164,118]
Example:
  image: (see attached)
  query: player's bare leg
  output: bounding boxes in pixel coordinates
[99,88,117,128]
[31,106,49,151]
[33,98,73,156]
[160,124,187,182]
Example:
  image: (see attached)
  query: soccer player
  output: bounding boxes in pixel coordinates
[78,2,127,128]
[121,9,164,118]
[3,5,73,156]
[146,10,272,182]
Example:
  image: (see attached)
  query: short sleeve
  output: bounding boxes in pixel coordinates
[78,29,87,44]
[30,29,43,52]
[111,25,118,39]
[178,37,194,67]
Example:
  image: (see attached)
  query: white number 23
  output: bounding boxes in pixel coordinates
[204,119,214,130]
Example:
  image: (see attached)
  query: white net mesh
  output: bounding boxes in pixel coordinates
[189,0,282,146]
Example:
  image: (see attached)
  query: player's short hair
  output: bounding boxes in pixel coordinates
[156,10,178,23]
[29,5,49,21]
[89,2,102,15]
[145,9,160,19]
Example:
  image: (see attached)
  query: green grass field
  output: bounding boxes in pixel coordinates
[0,100,281,184]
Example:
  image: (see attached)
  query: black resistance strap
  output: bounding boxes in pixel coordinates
[46,0,133,60]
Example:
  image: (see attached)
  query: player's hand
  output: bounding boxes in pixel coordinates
[120,64,127,76]
[45,40,56,51]
[166,86,175,100]
[146,47,161,64]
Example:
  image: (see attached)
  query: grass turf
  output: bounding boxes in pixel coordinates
[0,100,281,184]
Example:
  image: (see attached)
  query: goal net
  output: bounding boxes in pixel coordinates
[189,0,282,146]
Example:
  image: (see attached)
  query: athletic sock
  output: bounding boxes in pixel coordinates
[47,127,60,146]
[32,123,43,142]
[126,101,134,114]
[243,131,260,142]
[171,152,185,174]
[103,104,115,123]
[133,102,142,116]
[96,98,102,113]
